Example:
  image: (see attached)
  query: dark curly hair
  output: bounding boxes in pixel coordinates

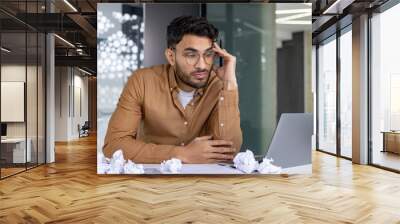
[166,16,219,48]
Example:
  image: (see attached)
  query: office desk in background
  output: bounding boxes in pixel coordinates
[381,131,400,154]
[0,138,32,164]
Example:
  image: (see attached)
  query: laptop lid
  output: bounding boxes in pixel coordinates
[265,113,313,169]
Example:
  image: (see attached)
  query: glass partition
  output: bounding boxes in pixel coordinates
[317,35,337,155]
[1,30,28,177]
[27,30,38,169]
[0,0,46,179]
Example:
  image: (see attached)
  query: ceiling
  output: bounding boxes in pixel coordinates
[311,0,390,43]
[1,1,314,75]
[0,0,98,73]
[276,3,312,47]
[7,0,391,73]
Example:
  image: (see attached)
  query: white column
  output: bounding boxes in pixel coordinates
[352,14,369,164]
[45,0,56,163]
[46,32,55,163]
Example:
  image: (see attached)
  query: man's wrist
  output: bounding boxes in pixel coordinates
[172,146,186,162]
[224,79,238,90]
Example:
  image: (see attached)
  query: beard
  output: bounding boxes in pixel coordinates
[175,61,212,89]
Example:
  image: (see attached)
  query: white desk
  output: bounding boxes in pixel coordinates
[139,164,312,175]
[1,138,31,163]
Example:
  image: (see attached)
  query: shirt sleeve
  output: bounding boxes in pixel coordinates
[205,88,243,153]
[102,71,178,163]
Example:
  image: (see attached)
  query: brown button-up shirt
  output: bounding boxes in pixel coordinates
[103,64,242,163]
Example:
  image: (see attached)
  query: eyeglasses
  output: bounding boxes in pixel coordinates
[171,47,216,66]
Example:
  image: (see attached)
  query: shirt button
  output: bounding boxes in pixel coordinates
[220,123,224,127]
[180,142,185,146]
[220,97,224,101]
[184,121,188,126]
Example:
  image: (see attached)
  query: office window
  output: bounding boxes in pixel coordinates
[312,46,317,151]
[339,28,352,158]
[317,36,337,154]
[371,3,400,171]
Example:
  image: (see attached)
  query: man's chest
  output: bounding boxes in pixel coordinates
[141,87,219,133]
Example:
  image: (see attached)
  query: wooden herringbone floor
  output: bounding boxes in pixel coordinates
[1,135,400,223]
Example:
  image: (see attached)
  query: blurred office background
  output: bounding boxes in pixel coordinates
[96,3,313,158]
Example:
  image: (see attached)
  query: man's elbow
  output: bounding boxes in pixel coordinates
[102,143,114,158]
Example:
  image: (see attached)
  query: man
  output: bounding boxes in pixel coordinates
[103,16,242,164]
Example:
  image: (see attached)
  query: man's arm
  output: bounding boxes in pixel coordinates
[205,42,243,152]
[205,85,243,153]
[103,71,180,163]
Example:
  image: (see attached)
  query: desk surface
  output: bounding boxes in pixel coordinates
[140,164,312,175]
[1,138,27,143]
[381,131,400,134]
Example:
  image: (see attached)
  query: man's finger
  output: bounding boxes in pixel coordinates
[211,65,220,73]
[195,135,213,141]
[212,42,232,58]
[208,140,233,146]
[213,42,224,51]
[208,159,232,164]
[207,153,234,160]
[208,147,235,154]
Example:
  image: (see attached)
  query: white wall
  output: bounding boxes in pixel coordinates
[72,73,89,138]
[1,64,46,164]
[1,65,37,138]
[1,66,25,129]
[55,66,68,141]
[54,67,89,141]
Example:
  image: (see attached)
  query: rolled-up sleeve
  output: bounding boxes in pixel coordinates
[102,71,178,163]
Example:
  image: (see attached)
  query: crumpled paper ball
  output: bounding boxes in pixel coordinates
[124,160,145,174]
[97,152,111,174]
[257,158,282,174]
[233,150,259,174]
[97,151,110,164]
[97,150,144,174]
[160,158,182,174]
[108,150,125,174]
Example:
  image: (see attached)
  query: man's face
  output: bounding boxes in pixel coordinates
[172,34,215,89]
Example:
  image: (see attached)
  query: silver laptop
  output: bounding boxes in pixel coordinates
[263,113,313,169]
